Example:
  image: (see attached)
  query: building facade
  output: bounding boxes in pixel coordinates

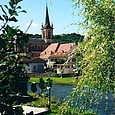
[23,58,45,73]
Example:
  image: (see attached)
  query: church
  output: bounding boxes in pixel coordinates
[28,4,54,57]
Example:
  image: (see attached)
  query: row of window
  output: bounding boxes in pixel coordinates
[29,45,47,51]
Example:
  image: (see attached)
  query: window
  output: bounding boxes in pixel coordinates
[35,45,37,50]
[48,30,50,38]
[33,66,36,72]
[32,46,34,50]
[68,66,70,68]
[43,32,45,38]
[44,46,46,50]
[38,46,40,50]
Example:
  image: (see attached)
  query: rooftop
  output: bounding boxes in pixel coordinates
[40,42,77,59]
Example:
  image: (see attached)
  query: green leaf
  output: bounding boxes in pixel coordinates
[9,1,14,8]
[9,17,18,22]
[21,10,27,13]
[17,6,21,9]
[9,9,17,16]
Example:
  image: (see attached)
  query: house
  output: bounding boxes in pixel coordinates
[40,42,77,74]
[23,57,45,73]
[57,63,74,74]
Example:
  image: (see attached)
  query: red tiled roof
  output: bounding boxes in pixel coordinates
[41,43,59,55]
[57,43,76,53]
[40,43,77,59]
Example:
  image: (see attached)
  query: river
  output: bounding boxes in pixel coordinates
[27,83,115,115]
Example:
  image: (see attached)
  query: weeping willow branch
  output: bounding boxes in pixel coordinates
[60,45,78,77]
[0,76,7,83]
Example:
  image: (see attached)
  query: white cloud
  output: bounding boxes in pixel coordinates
[26,21,39,27]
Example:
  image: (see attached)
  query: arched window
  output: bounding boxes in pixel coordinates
[44,46,46,50]
[35,45,37,50]
[41,45,43,50]
[38,46,40,50]
[32,46,34,50]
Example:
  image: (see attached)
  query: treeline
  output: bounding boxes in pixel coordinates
[27,33,84,44]
[53,33,84,44]
[26,33,42,38]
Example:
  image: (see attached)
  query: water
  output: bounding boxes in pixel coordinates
[51,84,75,99]
[27,83,75,99]
[27,83,115,115]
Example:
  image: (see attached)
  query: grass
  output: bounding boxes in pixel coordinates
[24,93,61,115]
[24,93,48,107]
[29,77,77,85]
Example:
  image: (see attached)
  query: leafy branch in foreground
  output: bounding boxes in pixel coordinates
[58,0,115,114]
[0,0,29,114]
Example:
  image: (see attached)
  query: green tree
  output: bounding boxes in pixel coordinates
[0,0,29,114]
[58,0,115,114]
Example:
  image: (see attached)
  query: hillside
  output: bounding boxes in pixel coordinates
[53,33,84,44]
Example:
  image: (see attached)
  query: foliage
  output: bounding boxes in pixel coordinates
[26,33,41,38]
[72,0,115,92]
[39,77,53,97]
[53,33,84,44]
[57,105,97,115]
[25,93,48,107]
[56,58,67,64]
[25,93,62,115]
[58,0,115,114]
[0,0,29,114]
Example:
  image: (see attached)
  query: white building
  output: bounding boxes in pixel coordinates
[23,58,45,73]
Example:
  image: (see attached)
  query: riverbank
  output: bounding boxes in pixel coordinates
[29,77,77,85]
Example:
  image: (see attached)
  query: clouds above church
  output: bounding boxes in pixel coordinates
[26,21,39,28]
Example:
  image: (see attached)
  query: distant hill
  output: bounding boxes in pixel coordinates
[26,33,84,44]
[53,33,84,44]
[26,33,41,38]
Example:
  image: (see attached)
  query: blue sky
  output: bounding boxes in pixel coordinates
[0,0,83,35]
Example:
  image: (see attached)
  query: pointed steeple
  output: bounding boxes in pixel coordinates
[45,3,50,27]
[41,3,54,44]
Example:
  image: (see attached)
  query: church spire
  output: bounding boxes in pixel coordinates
[45,3,50,27]
[41,3,54,44]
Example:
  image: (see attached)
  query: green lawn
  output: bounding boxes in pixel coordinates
[29,77,77,85]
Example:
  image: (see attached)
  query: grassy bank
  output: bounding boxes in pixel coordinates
[29,77,77,85]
